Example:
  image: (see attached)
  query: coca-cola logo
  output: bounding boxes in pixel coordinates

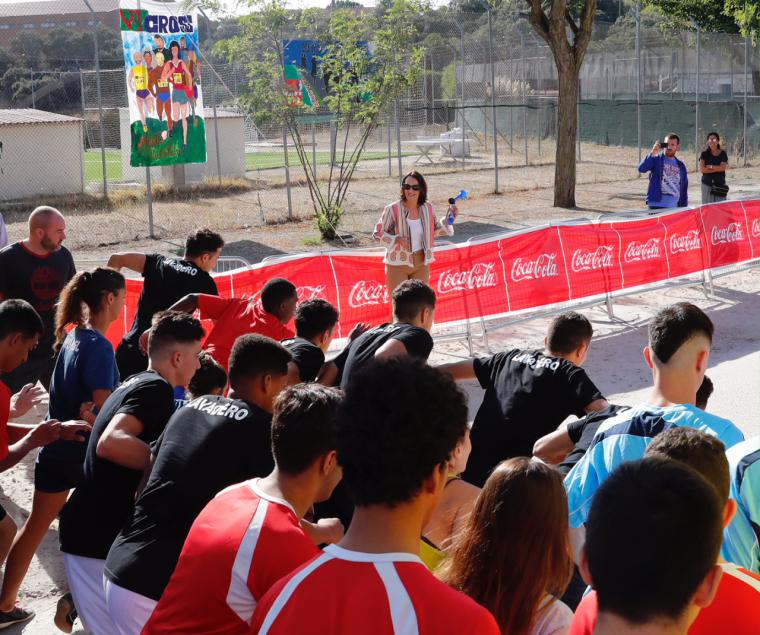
[751,219,760,238]
[669,230,702,254]
[571,246,614,272]
[624,238,661,263]
[711,222,743,245]
[247,284,327,305]
[348,281,389,308]
[511,253,559,282]
[437,263,497,295]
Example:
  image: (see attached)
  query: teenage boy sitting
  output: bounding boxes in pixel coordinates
[168,277,298,370]
[143,383,344,634]
[103,335,312,634]
[564,302,744,531]
[283,299,338,383]
[58,311,205,635]
[250,358,500,634]
[578,457,724,635]
[440,311,608,487]
[570,427,760,635]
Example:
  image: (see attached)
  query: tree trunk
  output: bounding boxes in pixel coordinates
[554,60,579,208]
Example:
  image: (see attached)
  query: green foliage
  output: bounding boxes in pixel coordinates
[215,0,423,239]
[441,62,457,98]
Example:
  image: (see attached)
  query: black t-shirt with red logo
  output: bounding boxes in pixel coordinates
[0,242,76,348]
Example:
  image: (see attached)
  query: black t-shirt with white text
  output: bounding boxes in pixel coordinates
[104,395,274,600]
[699,149,728,187]
[558,404,629,475]
[283,337,325,382]
[0,242,75,348]
[59,371,175,559]
[339,323,433,390]
[122,254,218,347]
[462,349,604,487]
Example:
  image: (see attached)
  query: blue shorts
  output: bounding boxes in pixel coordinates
[172,89,189,105]
[157,92,171,104]
[34,454,84,493]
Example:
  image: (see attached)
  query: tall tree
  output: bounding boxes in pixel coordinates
[524,0,596,207]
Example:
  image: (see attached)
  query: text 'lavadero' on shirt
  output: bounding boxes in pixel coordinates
[564,402,745,529]
[59,370,176,559]
[462,348,603,488]
[142,478,318,635]
[339,323,434,391]
[104,395,276,602]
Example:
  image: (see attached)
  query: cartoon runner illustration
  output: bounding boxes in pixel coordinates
[148,50,173,137]
[128,51,154,134]
[186,46,201,125]
[161,41,192,150]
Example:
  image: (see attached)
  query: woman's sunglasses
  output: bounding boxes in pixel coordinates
[402,184,422,191]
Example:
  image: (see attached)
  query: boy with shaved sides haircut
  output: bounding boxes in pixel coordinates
[104,336,310,634]
[58,311,205,635]
[109,228,224,379]
[564,302,744,531]
[440,311,608,487]
[283,299,338,384]
[0,206,75,392]
[143,384,344,635]
[570,427,760,635]
[251,359,500,635]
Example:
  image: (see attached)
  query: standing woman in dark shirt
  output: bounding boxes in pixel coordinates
[699,131,729,204]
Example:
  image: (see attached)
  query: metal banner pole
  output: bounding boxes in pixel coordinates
[743,33,748,167]
[487,7,499,193]
[695,23,700,170]
[282,126,293,220]
[395,100,403,181]
[210,68,222,184]
[146,168,155,238]
[387,108,392,177]
[635,1,641,164]
[459,24,466,171]
[521,33,527,165]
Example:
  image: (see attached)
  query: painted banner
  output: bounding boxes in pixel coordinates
[104,200,759,347]
[120,0,206,166]
[284,40,328,107]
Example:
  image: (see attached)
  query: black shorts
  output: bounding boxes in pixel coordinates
[34,455,84,494]
[0,502,6,522]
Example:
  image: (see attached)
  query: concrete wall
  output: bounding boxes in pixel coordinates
[119,108,245,184]
[0,122,84,201]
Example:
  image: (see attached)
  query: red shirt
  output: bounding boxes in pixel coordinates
[0,380,10,461]
[250,544,500,635]
[143,479,316,635]
[569,562,760,635]
[198,296,294,370]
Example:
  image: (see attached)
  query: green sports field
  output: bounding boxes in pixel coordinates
[84,149,410,184]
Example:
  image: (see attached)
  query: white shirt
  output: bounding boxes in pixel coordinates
[408,217,423,252]
[532,597,573,635]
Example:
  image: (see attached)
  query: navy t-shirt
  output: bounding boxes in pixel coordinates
[41,328,120,460]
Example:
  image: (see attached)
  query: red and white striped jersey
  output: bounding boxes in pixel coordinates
[143,479,317,635]
[250,544,500,635]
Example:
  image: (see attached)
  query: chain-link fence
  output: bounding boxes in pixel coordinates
[0,0,757,253]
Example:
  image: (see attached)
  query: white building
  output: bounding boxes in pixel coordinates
[0,109,85,201]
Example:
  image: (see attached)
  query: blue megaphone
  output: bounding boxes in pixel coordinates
[446,190,468,224]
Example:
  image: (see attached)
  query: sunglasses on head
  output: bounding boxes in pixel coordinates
[402,184,421,191]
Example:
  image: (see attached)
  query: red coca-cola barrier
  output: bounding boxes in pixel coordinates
[103,199,759,347]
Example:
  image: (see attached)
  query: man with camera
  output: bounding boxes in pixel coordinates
[638,133,688,212]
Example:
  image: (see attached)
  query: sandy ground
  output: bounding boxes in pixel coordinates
[1,263,758,634]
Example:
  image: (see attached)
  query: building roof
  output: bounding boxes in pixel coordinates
[0,0,117,17]
[204,107,245,119]
[0,109,83,125]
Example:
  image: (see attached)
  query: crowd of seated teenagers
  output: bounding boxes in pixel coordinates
[0,254,758,633]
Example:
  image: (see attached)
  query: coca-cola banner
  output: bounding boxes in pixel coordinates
[430,242,508,324]
[700,201,753,269]
[104,200,759,348]
[557,225,624,299]
[500,227,569,311]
